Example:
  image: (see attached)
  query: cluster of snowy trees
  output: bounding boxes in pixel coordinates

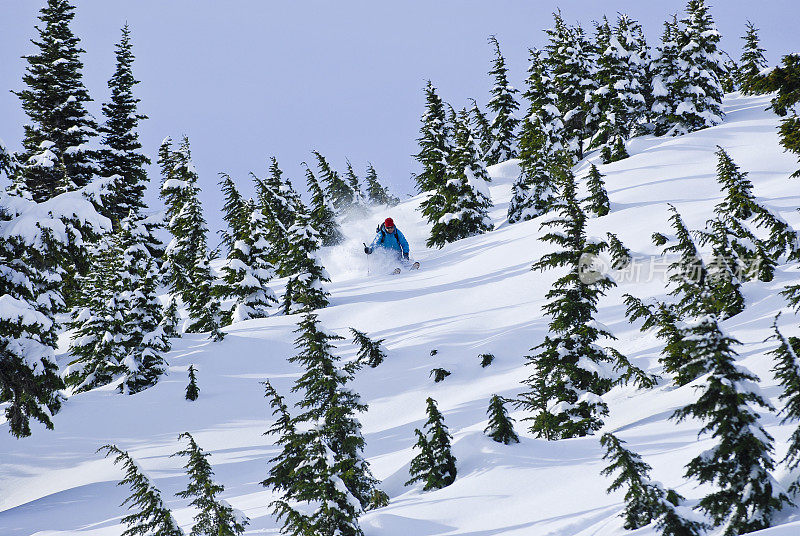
[0,0,399,438]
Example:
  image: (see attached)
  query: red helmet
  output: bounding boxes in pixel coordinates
[384,217,395,228]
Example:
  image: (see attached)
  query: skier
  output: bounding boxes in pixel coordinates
[364,217,420,273]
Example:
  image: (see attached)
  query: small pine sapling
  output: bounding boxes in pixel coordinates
[430,349,438,357]
[606,232,632,269]
[98,444,184,536]
[484,395,519,444]
[430,368,451,383]
[585,164,610,217]
[405,398,457,490]
[350,328,387,368]
[186,365,199,401]
[479,353,495,367]
[173,432,249,535]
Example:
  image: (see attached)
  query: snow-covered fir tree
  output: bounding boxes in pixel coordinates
[218,173,250,253]
[671,0,726,134]
[186,364,199,401]
[671,314,789,534]
[585,164,610,217]
[159,137,224,340]
[281,201,330,313]
[485,35,520,165]
[508,48,561,223]
[589,14,647,163]
[253,157,298,275]
[468,98,493,159]
[416,81,453,229]
[651,16,683,136]
[755,54,800,178]
[99,444,184,536]
[484,394,519,445]
[262,314,385,535]
[344,160,369,214]
[173,432,249,535]
[350,328,388,368]
[406,397,458,491]
[543,12,594,158]
[364,163,398,206]
[518,167,636,439]
[737,22,768,95]
[600,433,704,535]
[768,318,800,493]
[303,161,343,247]
[313,151,354,213]
[97,24,150,227]
[15,0,97,202]
[694,217,746,319]
[426,108,493,248]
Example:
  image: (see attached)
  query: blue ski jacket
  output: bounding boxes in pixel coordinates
[367,224,410,258]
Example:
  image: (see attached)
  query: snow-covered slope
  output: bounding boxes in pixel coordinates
[3,93,800,536]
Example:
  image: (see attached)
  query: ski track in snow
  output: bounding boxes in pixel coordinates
[3,93,800,535]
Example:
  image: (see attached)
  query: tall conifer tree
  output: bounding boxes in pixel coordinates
[485,36,520,165]
[737,22,768,95]
[406,397,458,491]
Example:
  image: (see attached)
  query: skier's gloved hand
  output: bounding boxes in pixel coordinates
[363,243,372,255]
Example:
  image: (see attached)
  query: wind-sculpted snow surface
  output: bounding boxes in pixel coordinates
[2,94,800,535]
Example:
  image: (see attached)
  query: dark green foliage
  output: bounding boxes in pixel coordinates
[97,24,150,227]
[738,22,768,95]
[415,81,451,229]
[364,163,398,206]
[754,54,800,178]
[303,162,343,247]
[606,232,632,269]
[585,164,610,217]
[430,349,438,357]
[162,297,181,339]
[661,205,712,316]
[253,157,298,275]
[15,0,97,202]
[281,201,330,313]
[186,365,199,401]
[485,36,520,164]
[430,368,451,383]
[600,433,705,535]
[479,353,495,367]
[426,108,493,248]
[98,444,183,536]
[217,173,249,253]
[343,160,369,211]
[671,315,789,534]
[350,328,387,368]
[768,318,800,482]
[484,395,519,445]
[173,432,248,535]
[468,99,493,159]
[313,151,354,213]
[694,218,745,319]
[406,397,457,491]
[262,314,384,535]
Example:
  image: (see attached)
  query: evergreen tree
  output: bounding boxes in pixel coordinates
[484,394,519,445]
[313,151,354,212]
[406,397,457,491]
[186,364,199,401]
[162,297,181,339]
[281,201,330,313]
[344,160,369,213]
[415,81,452,229]
[253,157,298,275]
[485,36,520,164]
[518,167,645,439]
[600,433,704,535]
[350,328,387,368]
[768,319,800,490]
[159,138,224,340]
[427,108,493,248]
[15,0,97,202]
[590,14,647,163]
[694,217,745,319]
[468,98,493,159]
[219,201,277,324]
[217,173,249,254]
[99,444,184,536]
[262,314,384,535]
[672,0,726,134]
[672,316,789,534]
[738,22,768,95]
[303,162,343,247]
[173,432,249,536]
[585,164,610,217]
[363,163,398,206]
[97,24,150,227]
[651,16,683,136]
[753,54,800,178]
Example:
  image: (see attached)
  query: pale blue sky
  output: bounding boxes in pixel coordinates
[1,1,798,238]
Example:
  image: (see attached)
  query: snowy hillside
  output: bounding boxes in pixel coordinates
[3,93,800,536]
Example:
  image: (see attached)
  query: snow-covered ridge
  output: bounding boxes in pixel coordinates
[2,93,800,535]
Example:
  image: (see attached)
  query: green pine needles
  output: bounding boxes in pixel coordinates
[406,397,458,491]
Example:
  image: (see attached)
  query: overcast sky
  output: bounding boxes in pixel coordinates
[1,0,798,237]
